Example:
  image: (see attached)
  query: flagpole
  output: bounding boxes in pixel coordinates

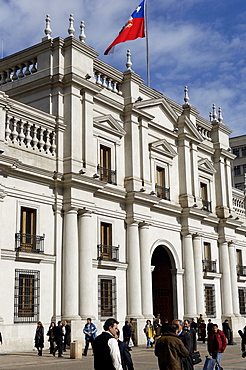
[145,0,150,87]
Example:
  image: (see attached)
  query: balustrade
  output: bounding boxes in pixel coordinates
[0,58,37,84]
[196,125,211,141]
[232,188,246,216]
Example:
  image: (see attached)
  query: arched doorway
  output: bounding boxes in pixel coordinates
[151,245,174,323]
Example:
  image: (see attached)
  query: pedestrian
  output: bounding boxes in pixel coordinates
[63,320,71,351]
[53,320,64,357]
[34,321,44,356]
[93,317,123,370]
[129,318,137,346]
[161,319,169,335]
[83,318,97,356]
[183,319,197,352]
[197,314,203,340]
[144,320,155,348]
[238,326,246,357]
[207,324,227,369]
[123,321,132,346]
[222,319,231,343]
[172,320,194,370]
[115,329,134,370]
[207,319,213,336]
[190,318,198,333]
[200,320,206,344]
[155,323,189,370]
[153,314,162,338]
[47,321,56,354]
[0,332,2,344]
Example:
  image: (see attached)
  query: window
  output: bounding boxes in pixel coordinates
[20,207,36,250]
[98,145,116,184]
[235,183,244,190]
[155,166,170,200]
[243,165,246,174]
[242,147,246,157]
[234,166,241,176]
[14,269,40,323]
[238,288,246,315]
[237,250,243,266]
[200,183,212,212]
[204,242,211,261]
[233,148,240,158]
[98,276,116,318]
[204,285,216,317]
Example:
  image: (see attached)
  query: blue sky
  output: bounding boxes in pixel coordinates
[1,0,246,137]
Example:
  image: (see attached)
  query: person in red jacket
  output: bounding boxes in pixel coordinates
[207,324,227,369]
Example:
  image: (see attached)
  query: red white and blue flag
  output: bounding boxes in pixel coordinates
[104,0,145,55]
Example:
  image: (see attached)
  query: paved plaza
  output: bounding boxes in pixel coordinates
[0,341,246,369]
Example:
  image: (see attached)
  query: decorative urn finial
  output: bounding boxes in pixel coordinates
[68,14,75,36]
[44,14,52,38]
[79,21,86,42]
[126,49,132,70]
[182,86,190,108]
[218,107,223,123]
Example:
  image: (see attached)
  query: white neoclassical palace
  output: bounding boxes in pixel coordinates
[0,15,246,352]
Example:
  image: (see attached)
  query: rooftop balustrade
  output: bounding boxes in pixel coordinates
[232,187,246,217]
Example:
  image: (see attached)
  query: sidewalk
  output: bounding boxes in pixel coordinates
[0,341,245,369]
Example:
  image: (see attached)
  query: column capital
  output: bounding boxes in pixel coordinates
[139,221,150,229]
[63,206,78,214]
[192,232,202,239]
[78,207,93,217]
[125,218,139,226]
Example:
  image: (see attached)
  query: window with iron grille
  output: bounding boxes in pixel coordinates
[234,166,241,176]
[238,288,246,315]
[242,147,246,157]
[14,269,40,323]
[98,276,116,319]
[204,284,216,317]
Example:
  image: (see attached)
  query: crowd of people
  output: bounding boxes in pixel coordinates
[21,314,246,369]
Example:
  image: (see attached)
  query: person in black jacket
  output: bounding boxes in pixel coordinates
[34,321,44,356]
[63,320,71,351]
[47,321,56,354]
[172,320,194,370]
[183,319,197,352]
[53,321,64,357]
[115,329,134,370]
[238,326,246,357]
[122,321,132,346]
[93,318,122,370]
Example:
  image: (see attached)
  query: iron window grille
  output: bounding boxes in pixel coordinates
[204,284,216,317]
[97,244,119,262]
[237,265,246,276]
[98,276,116,319]
[203,260,217,273]
[15,233,44,253]
[14,269,40,323]
[238,288,246,315]
[97,165,117,185]
[155,185,170,200]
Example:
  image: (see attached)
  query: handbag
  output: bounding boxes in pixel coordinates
[203,357,216,370]
[190,351,202,365]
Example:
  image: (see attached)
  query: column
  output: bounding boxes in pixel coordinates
[193,234,205,315]
[219,240,234,316]
[182,232,197,317]
[62,207,80,319]
[126,221,143,317]
[78,209,95,319]
[139,222,153,318]
[228,242,240,316]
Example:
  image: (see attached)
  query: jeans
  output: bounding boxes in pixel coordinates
[84,336,94,355]
[147,337,153,347]
[212,352,222,369]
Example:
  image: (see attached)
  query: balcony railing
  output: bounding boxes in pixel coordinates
[97,165,117,185]
[203,260,217,273]
[15,233,44,253]
[97,244,119,262]
[237,265,246,276]
[202,200,212,212]
[155,185,170,200]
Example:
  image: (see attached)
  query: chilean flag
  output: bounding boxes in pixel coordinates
[104,0,145,55]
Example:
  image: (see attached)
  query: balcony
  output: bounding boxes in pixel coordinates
[203,260,217,273]
[97,165,117,185]
[97,244,119,262]
[15,233,44,253]
[155,185,170,200]
[202,200,212,212]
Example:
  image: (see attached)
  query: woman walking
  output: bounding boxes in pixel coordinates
[47,321,56,354]
[144,320,155,348]
[34,321,44,356]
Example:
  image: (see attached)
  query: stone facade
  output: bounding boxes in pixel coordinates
[0,27,246,352]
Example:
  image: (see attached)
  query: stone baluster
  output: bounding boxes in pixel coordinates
[5,115,11,142]
[18,120,25,146]
[102,76,107,88]
[1,71,7,84]
[45,129,51,154]
[112,81,118,93]
[38,127,45,152]
[24,62,31,76]
[50,131,56,156]
[31,58,37,73]
[107,78,113,91]
[96,73,102,85]
[12,66,18,81]
[32,124,38,150]
[6,69,12,83]
[18,65,24,78]
[25,122,32,148]
[11,117,18,143]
